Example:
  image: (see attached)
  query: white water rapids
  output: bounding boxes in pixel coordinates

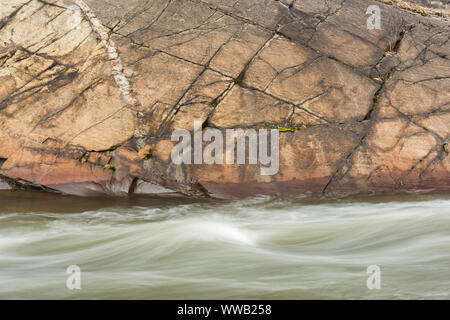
[0,192,449,299]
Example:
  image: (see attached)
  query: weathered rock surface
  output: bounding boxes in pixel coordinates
[0,0,448,198]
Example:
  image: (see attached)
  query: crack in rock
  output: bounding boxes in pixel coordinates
[73,0,147,145]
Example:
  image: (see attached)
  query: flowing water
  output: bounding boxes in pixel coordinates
[0,191,449,299]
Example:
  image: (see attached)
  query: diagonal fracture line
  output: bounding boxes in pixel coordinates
[73,0,147,141]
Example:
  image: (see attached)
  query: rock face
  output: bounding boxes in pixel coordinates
[0,0,448,198]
